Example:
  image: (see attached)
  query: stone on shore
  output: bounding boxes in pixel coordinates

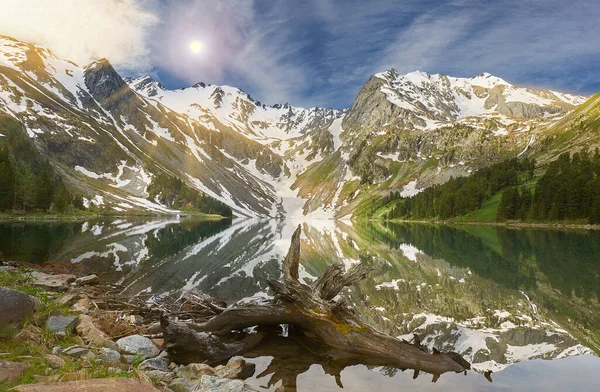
[196,375,258,392]
[75,314,116,348]
[44,354,66,369]
[139,356,169,372]
[116,335,160,360]
[0,287,41,330]
[98,347,121,363]
[29,271,76,291]
[75,274,100,286]
[62,345,90,359]
[0,360,29,383]
[214,359,255,380]
[46,315,78,336]
[175,363,215,380]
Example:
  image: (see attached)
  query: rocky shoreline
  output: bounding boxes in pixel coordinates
[0,263,260,392]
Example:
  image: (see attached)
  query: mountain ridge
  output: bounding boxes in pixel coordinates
[1,34,598,220]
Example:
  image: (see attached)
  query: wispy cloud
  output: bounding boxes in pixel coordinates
[1,0,598,108]
[0,0,157,72]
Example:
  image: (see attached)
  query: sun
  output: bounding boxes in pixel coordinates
[189,40,203,54]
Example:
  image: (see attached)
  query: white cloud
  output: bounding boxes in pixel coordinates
[0,0,157,72]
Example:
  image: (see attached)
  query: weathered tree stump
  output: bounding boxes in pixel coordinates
[162,225,469,382]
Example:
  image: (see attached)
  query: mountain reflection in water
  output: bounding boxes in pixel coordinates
[0,217,598,390]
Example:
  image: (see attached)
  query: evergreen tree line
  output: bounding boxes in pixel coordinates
[0,145,81,213]
[498,150,600,223]
[147,173,232,217]
[385,158,535,220]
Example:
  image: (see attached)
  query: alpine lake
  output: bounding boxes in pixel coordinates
[1,217,599,391]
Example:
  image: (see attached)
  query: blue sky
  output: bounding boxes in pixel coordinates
[3,0,600,109]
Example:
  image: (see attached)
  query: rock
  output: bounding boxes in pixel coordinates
[196,375,258,392]
[145,370,173,385]
[0,360,28,383]
[29,271,76,291]
[75,314,116,348]
[98,348,121,363]
[62,345,89,358]
[168,378,194,392]
[139,357,168,372]
[70,296,91,313]
[214,359,255,380]
[51,346,63,355]
[176,363,215,380]
[58,293,84,307]
[46,315,78,336]
[116,335,160,360]
[75,274,99,286]
[0,287,41,330]
[12,377,161,391]
[44,354,65,369]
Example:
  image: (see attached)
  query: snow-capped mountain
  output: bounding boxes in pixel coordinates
[129,75,344,143]
[1,35,598,219]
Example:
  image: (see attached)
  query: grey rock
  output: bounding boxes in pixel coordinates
[214,359,255,380]
[169,377,193,392]
[124,355,136,363]
[145,370,174,385]
[75,274,100,286]
[196,375,258,392]
[116,334,160,360]
[139,357,169,372]
[98,347,121,363]
[44,354,66,369]
[52,346,63,355]
[0,287,40,329]
[63,345,90,358]
[46,315,78,336]
[29,271,76,291]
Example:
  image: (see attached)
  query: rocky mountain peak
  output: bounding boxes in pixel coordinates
[84,58,132,106]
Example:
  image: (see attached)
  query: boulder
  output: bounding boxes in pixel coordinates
[168,378,194,392]
[0,287,41,330]
[75,314,116,348]
[62,345,90,358]
[196,375,258,392]
[12,377,160,391]
[44,354,65,369]
[145,370,173,385]
[29,271,76,291]
[214,359,255,380]
[176,363,215,380]
[98,348,121,364]
[75,275,99,286]
[139,357,169,372]
[46,315,78,336]
[116,335,160,360]
[0,360,29,384]
[51,346,63,355]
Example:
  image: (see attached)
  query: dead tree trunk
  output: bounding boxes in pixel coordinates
[162,225,469,377]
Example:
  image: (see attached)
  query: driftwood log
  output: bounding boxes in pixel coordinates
[162,225,469,384]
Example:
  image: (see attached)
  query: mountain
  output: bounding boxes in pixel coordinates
[1,35,597,219]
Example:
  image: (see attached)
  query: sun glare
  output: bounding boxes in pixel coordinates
[189,40,203,54]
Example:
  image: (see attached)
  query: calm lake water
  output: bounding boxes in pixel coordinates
[1,217,599,391]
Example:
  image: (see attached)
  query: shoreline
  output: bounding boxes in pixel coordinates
[0,212,230,223]
[376,218,600,231]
